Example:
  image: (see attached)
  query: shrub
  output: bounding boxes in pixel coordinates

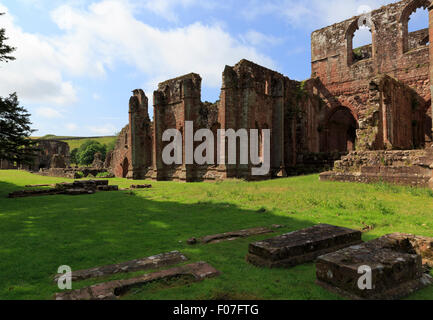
[77,140,106,165]
[70,148,79,164]
[75,171,84,179]
[96,172,112,178]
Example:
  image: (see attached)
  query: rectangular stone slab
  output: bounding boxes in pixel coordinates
[316,240,433,300]
[246,224,362,268]
[54,262,219,300]
[53,251,188,282]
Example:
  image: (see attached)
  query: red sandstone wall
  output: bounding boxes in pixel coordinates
[311,0,431,136]
[109,125,131,178]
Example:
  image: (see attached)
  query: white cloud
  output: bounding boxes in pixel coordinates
[242,0,398,29]
[35,107,63,118]
[0,0,274,109]
[49,0,274,89]
[0,5,77,105]
[92,93,101,100]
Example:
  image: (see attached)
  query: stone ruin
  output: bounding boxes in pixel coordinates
[1,139,70,172]
[106,0,433,187]
[245,224,433,299]
[107,64,346,181]
[8,180,119,198]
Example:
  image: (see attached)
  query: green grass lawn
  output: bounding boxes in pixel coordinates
[1,170,433,300]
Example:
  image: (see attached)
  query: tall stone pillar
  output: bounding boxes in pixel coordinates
[152,91,165,180]
[429,4,433,149]
[128,89,152,179]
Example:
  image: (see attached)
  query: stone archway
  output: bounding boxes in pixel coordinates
[121,157,129,178]
[324,106,358,153]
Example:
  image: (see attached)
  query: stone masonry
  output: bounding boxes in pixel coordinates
[108,0,433,186]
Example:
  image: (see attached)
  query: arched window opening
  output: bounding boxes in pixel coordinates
[402,1,430,53]
[408,7,429,51]
[351,25,373,63]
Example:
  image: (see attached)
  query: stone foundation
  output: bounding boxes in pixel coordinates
[54,262,220,300]
[53,251,188,283]
[8,180,119,198]
[320,149,433,189]
[316,234,433,300]
[246,224,362,268]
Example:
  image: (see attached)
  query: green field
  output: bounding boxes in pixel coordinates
[32,135,117,150]
[1,170,433,300]
[60,136,117,150]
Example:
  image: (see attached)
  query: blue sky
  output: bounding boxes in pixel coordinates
[0,0,428,136]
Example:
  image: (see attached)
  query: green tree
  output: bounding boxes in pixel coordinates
[0,93,37,164]
[0,13,15,63]
[70,148,79,165]
[77,140,106,165]
[0,13,37,165]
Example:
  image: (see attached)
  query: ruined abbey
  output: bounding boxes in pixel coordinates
[107,0,433,188]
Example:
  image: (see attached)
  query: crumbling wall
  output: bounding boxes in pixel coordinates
[23,140,70,171]
[219,60,287,178]
[357,75,425,151]
[320,149,433,189]
[108,125,131,178]
[311,0,431,147]
[152,73,204,181]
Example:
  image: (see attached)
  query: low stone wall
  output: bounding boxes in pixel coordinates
[320,148,433,189]
[286,152,345,176]
[38,167,110,179]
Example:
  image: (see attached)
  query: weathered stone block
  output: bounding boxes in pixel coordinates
[53,251,188,282]
[246,224,362,268]
[316,238,433,300]
[375,233,433,268]
[54,262,219,300]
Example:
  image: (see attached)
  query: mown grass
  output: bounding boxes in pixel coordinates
[0,170,433,300]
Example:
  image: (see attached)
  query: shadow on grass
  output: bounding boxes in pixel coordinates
[0,177,323,300]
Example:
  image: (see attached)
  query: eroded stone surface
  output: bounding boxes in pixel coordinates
[53,251,188,283]
[54,262,219,300]
[188,227,274,245]
[373,233,433,268]
[130,184,152,189]
[8,180,117,198]
[316,237,433,300]
[246,224,362,268]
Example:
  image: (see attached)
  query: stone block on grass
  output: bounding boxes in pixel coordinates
[316,238,433,300]
[246,224,362,268]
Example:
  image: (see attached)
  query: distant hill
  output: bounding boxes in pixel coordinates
[31,135,118,150]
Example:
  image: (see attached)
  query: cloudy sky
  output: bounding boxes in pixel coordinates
[0,0,428,136]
